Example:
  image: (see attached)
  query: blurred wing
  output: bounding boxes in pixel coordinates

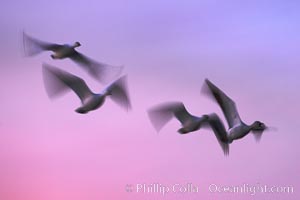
[252,126,277,142]
[69,51,123,84]
[203,79,242,128]
[105,75,131,111]
[147,102,178,132]
[147,102,194,132]
[23,32,63,56]
[207,113,230,156]
[173,102,196,125]
[42,63,93,102]
[252,130,264,143]
[251,128,268,142]
[69,51,92,66]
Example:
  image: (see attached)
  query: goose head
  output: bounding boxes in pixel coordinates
[251,121,266,131]
[73,41,81,48]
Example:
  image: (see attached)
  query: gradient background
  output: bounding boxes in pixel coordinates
[0,0,299,199]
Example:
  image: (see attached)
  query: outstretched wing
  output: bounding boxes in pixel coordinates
[207,113,230,156]
[172,102,196,125]
[252,130,264,143]
[23,32,63,56]
[203,79,242,128]
[69,51,123,84]
[42,63,93,102]
[105,75,131,111]
[147,102,195,132]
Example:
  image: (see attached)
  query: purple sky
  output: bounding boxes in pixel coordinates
[0,0,299,199]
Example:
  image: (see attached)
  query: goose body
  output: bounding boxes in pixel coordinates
[50,43,80,60]
[42,63,131,114]
[75,94,106,114]
[178,115,208,134]
[147,102,209,133]
[227,123,252,142]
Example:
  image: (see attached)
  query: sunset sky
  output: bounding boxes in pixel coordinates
[0,0,299,199]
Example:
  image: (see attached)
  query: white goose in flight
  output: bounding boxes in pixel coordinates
[147,101,230,154]
[148,102,209,133]
[202,79,271,155]
[42,63,131,114]
[147,101,230,155]
[148,79,272,156]
[23,32,123,84]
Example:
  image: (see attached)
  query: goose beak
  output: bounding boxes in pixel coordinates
[266,126,278,131]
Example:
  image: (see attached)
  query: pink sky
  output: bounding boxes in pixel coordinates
[0,0,299,199]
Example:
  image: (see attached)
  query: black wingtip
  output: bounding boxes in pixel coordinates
[201,78,213,96]
[204,78,216,90]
